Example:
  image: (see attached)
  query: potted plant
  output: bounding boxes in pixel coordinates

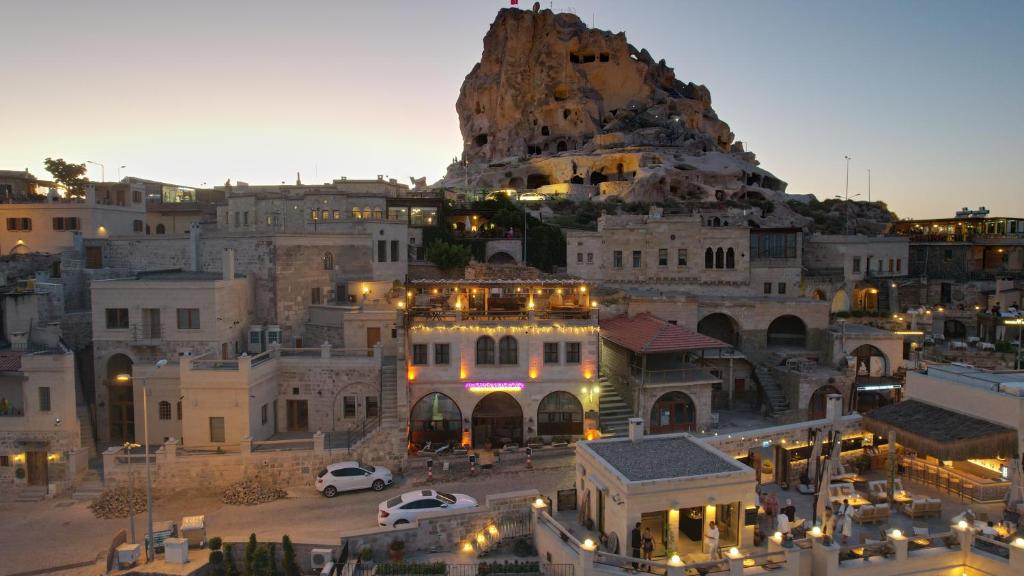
[358,546,375,572]
[388,539,405,562]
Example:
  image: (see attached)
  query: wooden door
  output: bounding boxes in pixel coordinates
[366,327,381,357]
[286,400,308,432]
[26,451,48,486]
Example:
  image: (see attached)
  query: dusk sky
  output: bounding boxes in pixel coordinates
[2,0,1020,218]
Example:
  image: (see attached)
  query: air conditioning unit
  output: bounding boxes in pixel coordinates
[248,325,266,354]
[266,325,283,347]
[310,549,333,572]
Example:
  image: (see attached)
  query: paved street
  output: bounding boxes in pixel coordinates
[0,454,575,576]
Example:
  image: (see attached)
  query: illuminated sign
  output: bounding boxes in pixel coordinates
[464,381,525,393]
[857,384,902,391]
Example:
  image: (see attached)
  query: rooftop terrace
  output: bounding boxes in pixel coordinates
[582,433,745,482]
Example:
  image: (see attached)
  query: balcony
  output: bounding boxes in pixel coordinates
[127,323,163,347]
[629,366,720,385]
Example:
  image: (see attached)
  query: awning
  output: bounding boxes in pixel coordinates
[862,399,1018,461]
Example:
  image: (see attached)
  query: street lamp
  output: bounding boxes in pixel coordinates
[123,440,141,545]
[86,160,105,182]
[120,358,168,562]
[1006,318,1024,370]
[833,193,861,235]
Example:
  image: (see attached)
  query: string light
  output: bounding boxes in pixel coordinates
[409,324,599,335]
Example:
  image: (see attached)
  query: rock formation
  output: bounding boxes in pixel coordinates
[437,6,806,227]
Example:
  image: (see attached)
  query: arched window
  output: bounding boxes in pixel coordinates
[158,401,171,420]
[323,252,334,270]
[726,248,735,269]
[498,336,518,365]
[156,223,166,234]
[713,217,721,227]
[476,336,495,365]
[372,208,383,220]
[537,392,583,436]
[715,247,724,269]
[705,248,714,269]
[352,207,362,219]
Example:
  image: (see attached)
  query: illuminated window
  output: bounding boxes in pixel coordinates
[476,336,495,365]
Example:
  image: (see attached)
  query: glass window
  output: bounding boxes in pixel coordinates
[587,252,594,264]
[410,207,437,226]
[38,387,51,412]
[377,240,387,263]
[106,308,129,329]
[177,308,200,330]
[261,404,268,425]
[366,396,379,419]
[896,258,902,272]
[658,248,668,266]
[577,252,583,264]
[476,336,495,364]
[391,240,399,262]
[412,344,428,365]
[159,401,171,420]
[726,248,735,269]
[388,207,408,222]
[498,336,518,364]
[343,396,356,418]
[764,282,772,294]
[565,342,581,364]
[323,252,334,270]
[6,217,32,231]
[537,391,583,435]
[852,257,861,272]
[333,210,341,220]
[677,249,687,267]
[434,343,450,365]
[632,250,642,268]
[321,209,330,221]
[705,248,714,269]
[543,342,560,364]
[613,251,623,268]
[778,282,786,294]
[409,393,462,447]
[209,417,225,443]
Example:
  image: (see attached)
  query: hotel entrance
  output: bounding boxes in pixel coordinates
[471,392,523,448]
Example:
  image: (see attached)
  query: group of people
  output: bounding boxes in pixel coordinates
[629,519,724,566]
[760,491,855,543]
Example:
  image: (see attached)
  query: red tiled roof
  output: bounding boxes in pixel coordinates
[0,351,23,372]
[599,313,728,354]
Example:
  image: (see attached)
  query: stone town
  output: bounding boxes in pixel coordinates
[1,4,1023,576]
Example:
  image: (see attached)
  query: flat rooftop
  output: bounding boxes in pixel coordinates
[101,270,238,282]
[919,364,1024,396]
[584,434,743,482]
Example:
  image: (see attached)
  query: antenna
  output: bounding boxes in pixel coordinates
[867,169,871,203]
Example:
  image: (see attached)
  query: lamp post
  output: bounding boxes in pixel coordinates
[86,160,105,182]
[1006,318,1024,370]
[123,441,141,544]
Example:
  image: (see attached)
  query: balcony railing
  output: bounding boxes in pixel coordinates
[407,307,592,324]
[630,366,720,385]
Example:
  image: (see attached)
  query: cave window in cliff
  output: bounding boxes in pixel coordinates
[507,177,523,189]
[563,109,571,120]
[474,134,488,146]
[527,145,542,156]
[569,52,581,64]
[589,171,608,185]
[527,174,552,189]
[582,54,596,63]
[616,163,625,180]
[556,140,568,153]
[599,53,610,62]
[570,175,584,185]
[541,126,550,136]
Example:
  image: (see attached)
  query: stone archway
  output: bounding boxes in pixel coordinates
[649,391,696,434]
[409,392,463,448]
[944,319,967,340]
[851,344,888,381]
[812,289,826,301]
[767,315,808,348]
[487,251,517,265]
[537,391,583,436]
[808,385,842,420]
[471,392,523,448]
[830,289,850,313]
[698,313,741,347]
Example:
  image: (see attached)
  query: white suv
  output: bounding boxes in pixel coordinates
[377,489,478,527]
[316,461,393,497]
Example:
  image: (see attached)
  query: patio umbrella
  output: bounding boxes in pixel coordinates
[808,428,823,485]
[815,443,834,525]
[829,432,845,477]
[1005,455,1024,511]
[886,430,897,504]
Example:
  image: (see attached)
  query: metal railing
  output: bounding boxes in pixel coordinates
[630,366,720,384]
[407,308,592,324]
[972,535,1010,559]
[907,531,960,554]
[328,418,379,449]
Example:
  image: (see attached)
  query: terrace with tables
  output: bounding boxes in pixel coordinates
[405,279,595,324]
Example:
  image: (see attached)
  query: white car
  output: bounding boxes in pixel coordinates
[377,489,478,527]
[316,461,393,497]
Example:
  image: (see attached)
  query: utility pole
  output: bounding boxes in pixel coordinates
[867,169,871,203]
[844,156,851,234]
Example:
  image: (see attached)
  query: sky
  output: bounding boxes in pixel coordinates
[1,0,1021,218]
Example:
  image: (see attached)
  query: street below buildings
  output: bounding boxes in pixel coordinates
[0,454,575,576]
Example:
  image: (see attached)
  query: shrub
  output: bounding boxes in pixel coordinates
[282,535,300,576]
[224,544,239,576]
[359,546,374,562]
[209,537,223,551]
[251,546,273,576]
[389,540,405,551]
[245,534,258,576]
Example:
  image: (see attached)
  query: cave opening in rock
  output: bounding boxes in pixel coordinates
[474,134,488,146]
[527,174,553,189]
[541,126,550,136]
[589,171,608,185]
[556,140,568,152]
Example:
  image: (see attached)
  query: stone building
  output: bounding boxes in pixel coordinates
[0,343,84,498]
[803,234,909,314]
[403,278,599,448]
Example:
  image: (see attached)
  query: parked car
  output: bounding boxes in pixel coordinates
[377,489,478,527]
[316,461,393,497]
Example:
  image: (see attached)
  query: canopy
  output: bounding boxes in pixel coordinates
[862,399,1018,461]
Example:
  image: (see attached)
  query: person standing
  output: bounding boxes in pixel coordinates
[706,520,721,560]
[764,492,780,531]
[840,499,854,544]
[631,522,642,568]
[777,510,792,539]
[822,507,836,537]
[642,527,654,562]
[782,498,796,523]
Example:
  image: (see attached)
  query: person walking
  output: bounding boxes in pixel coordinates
[631,522,642,568]
[840,499,854,544]
[706,520,721,560]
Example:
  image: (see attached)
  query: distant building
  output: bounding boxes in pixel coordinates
[803,234,909,314]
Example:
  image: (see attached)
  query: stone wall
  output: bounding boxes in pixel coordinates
[277,358,381,434]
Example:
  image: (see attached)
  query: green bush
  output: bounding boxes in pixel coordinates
[376,562,446,575]
[209,537,223,551]
[425,240,473,271]
[512,538,535,557]
[245,534,258,576]
[359,546,374,562]
[251,546,273,576]
[224,544,239,576]
[282,535,300,576]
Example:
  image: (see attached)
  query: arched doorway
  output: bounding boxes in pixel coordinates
[107,354,134,443]
[537,391,583,437]
[767,315,807,348]
[487,251,516,265]
[812,289,826,301]
[698,313,740,347]
[944,319,967,340]
[851,345,888,381]
[472,392,523,448]
[830,289,849,313]
[409,392,462,448]
[808,385,841,420]
[649,391,696,434]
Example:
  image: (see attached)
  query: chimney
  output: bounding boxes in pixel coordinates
[223,248,235,280]
[189,222,201,272]
[825,394,843,425]
[10,332,28,351]
[628,417,644,442]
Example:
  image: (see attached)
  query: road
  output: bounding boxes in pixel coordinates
[0,454,575,576]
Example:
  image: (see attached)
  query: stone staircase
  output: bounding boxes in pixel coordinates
[72,469,104,501]
[381,356,398,425]
[754,366,792,417]
[77,405,97,459]
[15,486,47,502]
[877,283,892,313]
[598,376,632,437]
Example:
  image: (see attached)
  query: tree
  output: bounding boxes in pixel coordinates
[42,157,88,198]
[245,534,258,576]
[282,535,300,576]
[224,544,239,576]
[426,240,473,271]
[250,546,273,576]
